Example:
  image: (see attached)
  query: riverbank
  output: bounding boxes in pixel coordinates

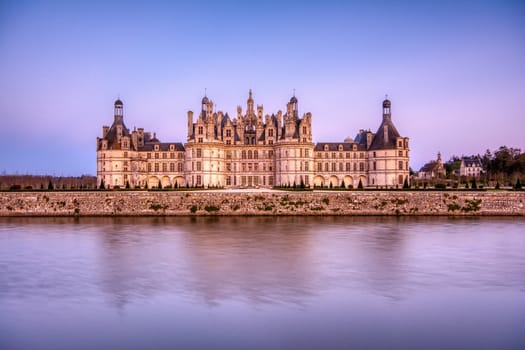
[1,190,524,216]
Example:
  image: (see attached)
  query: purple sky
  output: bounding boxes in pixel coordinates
[1,0,524,175]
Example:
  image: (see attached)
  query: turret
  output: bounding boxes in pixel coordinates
[382,96,391,122]
[187,111,194,140]
[114,99,123,124]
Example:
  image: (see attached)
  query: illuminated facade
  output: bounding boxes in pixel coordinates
[96,92,409,189]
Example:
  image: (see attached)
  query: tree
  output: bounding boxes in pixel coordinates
[515,178,522,190]
[99,179,105,190]
[329,181,333,189]
[471,178,477,189]
[358,179,363,189]
[300,178,305,189]
[125,181,130,189]
[403,178,409,189]
[48,180,54,190]
[341,180,345,189]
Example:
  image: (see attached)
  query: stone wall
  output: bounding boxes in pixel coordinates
[1,191,524,216]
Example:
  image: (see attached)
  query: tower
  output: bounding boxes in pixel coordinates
[290,92,298,118]
[114,99,123,123]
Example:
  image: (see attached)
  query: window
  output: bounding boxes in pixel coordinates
[197,162,202,171]
[269,150,274,158]
[373,162,376,170]
[254,151,258,159]
[359,162,364,171]
[227,163,231,171]
[226,176,231,186]
[353,163,357,171]
[196,175,202,186]
[399,161,403,170]
[162,153,167,159]
[303,126,307,134]
[162,163,167,172]
[170,163,175,172]
[346,163,351,171]
[269,129,274,137]
[325,163,329,172]
[197,149,202,158]
[305,162,309,171]
[242,150,246,159]
[198,138,203,143]
[198,126,203,134]
[332,153,336,159]
[226,129,232,137]
[399,151,403,157]
[248,150,252,159]
[339,163,343,171]
[269,176,274,186]
[123,152,128,158]
[305,149,309,157]
[373,152,376,157]
[332,163,336,171]
[170,152,175,159]
[359,152,364,159]
[155,153,159,159]
[147,163,152,172]
[398,141,402,147]
[318,163,322,172]
[155,163,159,172]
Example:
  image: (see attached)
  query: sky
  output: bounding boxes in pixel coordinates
[0,0,524,175]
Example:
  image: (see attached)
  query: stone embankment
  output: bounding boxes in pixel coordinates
[0,190,524,216]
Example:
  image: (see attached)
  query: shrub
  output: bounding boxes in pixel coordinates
[190,205,198,213]
[204,205,219,212]
[358,179,363,189]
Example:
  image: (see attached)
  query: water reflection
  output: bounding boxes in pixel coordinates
[2,216,524,309]
[1,217,525,349]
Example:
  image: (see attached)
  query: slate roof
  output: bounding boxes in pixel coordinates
[314,142,366,152]
[138,142,185,152]
[368,117,401,150]
[462,157,482,167]
[104,119,131,149]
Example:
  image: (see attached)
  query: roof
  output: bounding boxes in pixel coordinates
[461,157,482,167]
[368,117,402,150]
[104,120,131,149]
[138,142,185,152]
[314,142,366,152]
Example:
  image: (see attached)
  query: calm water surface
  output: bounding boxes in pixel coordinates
[0,217,524,349]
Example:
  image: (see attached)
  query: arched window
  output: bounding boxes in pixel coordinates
[254,151,258,159]
[248,150,252,159]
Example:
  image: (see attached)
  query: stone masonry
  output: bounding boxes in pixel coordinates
[0,191,524,216]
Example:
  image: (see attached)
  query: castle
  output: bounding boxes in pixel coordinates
[96,91,409,189]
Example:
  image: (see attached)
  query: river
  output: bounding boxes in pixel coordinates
[1,217,524,349]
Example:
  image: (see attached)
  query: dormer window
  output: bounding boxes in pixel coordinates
[154,145,159,151]
[338,144,343,151]
[324,144,329,151]
[169,144,174,151]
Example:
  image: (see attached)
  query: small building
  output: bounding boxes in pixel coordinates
[417,152,446,179]
[459,157,484,178]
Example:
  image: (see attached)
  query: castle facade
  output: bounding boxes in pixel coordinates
[96,91,409,189]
